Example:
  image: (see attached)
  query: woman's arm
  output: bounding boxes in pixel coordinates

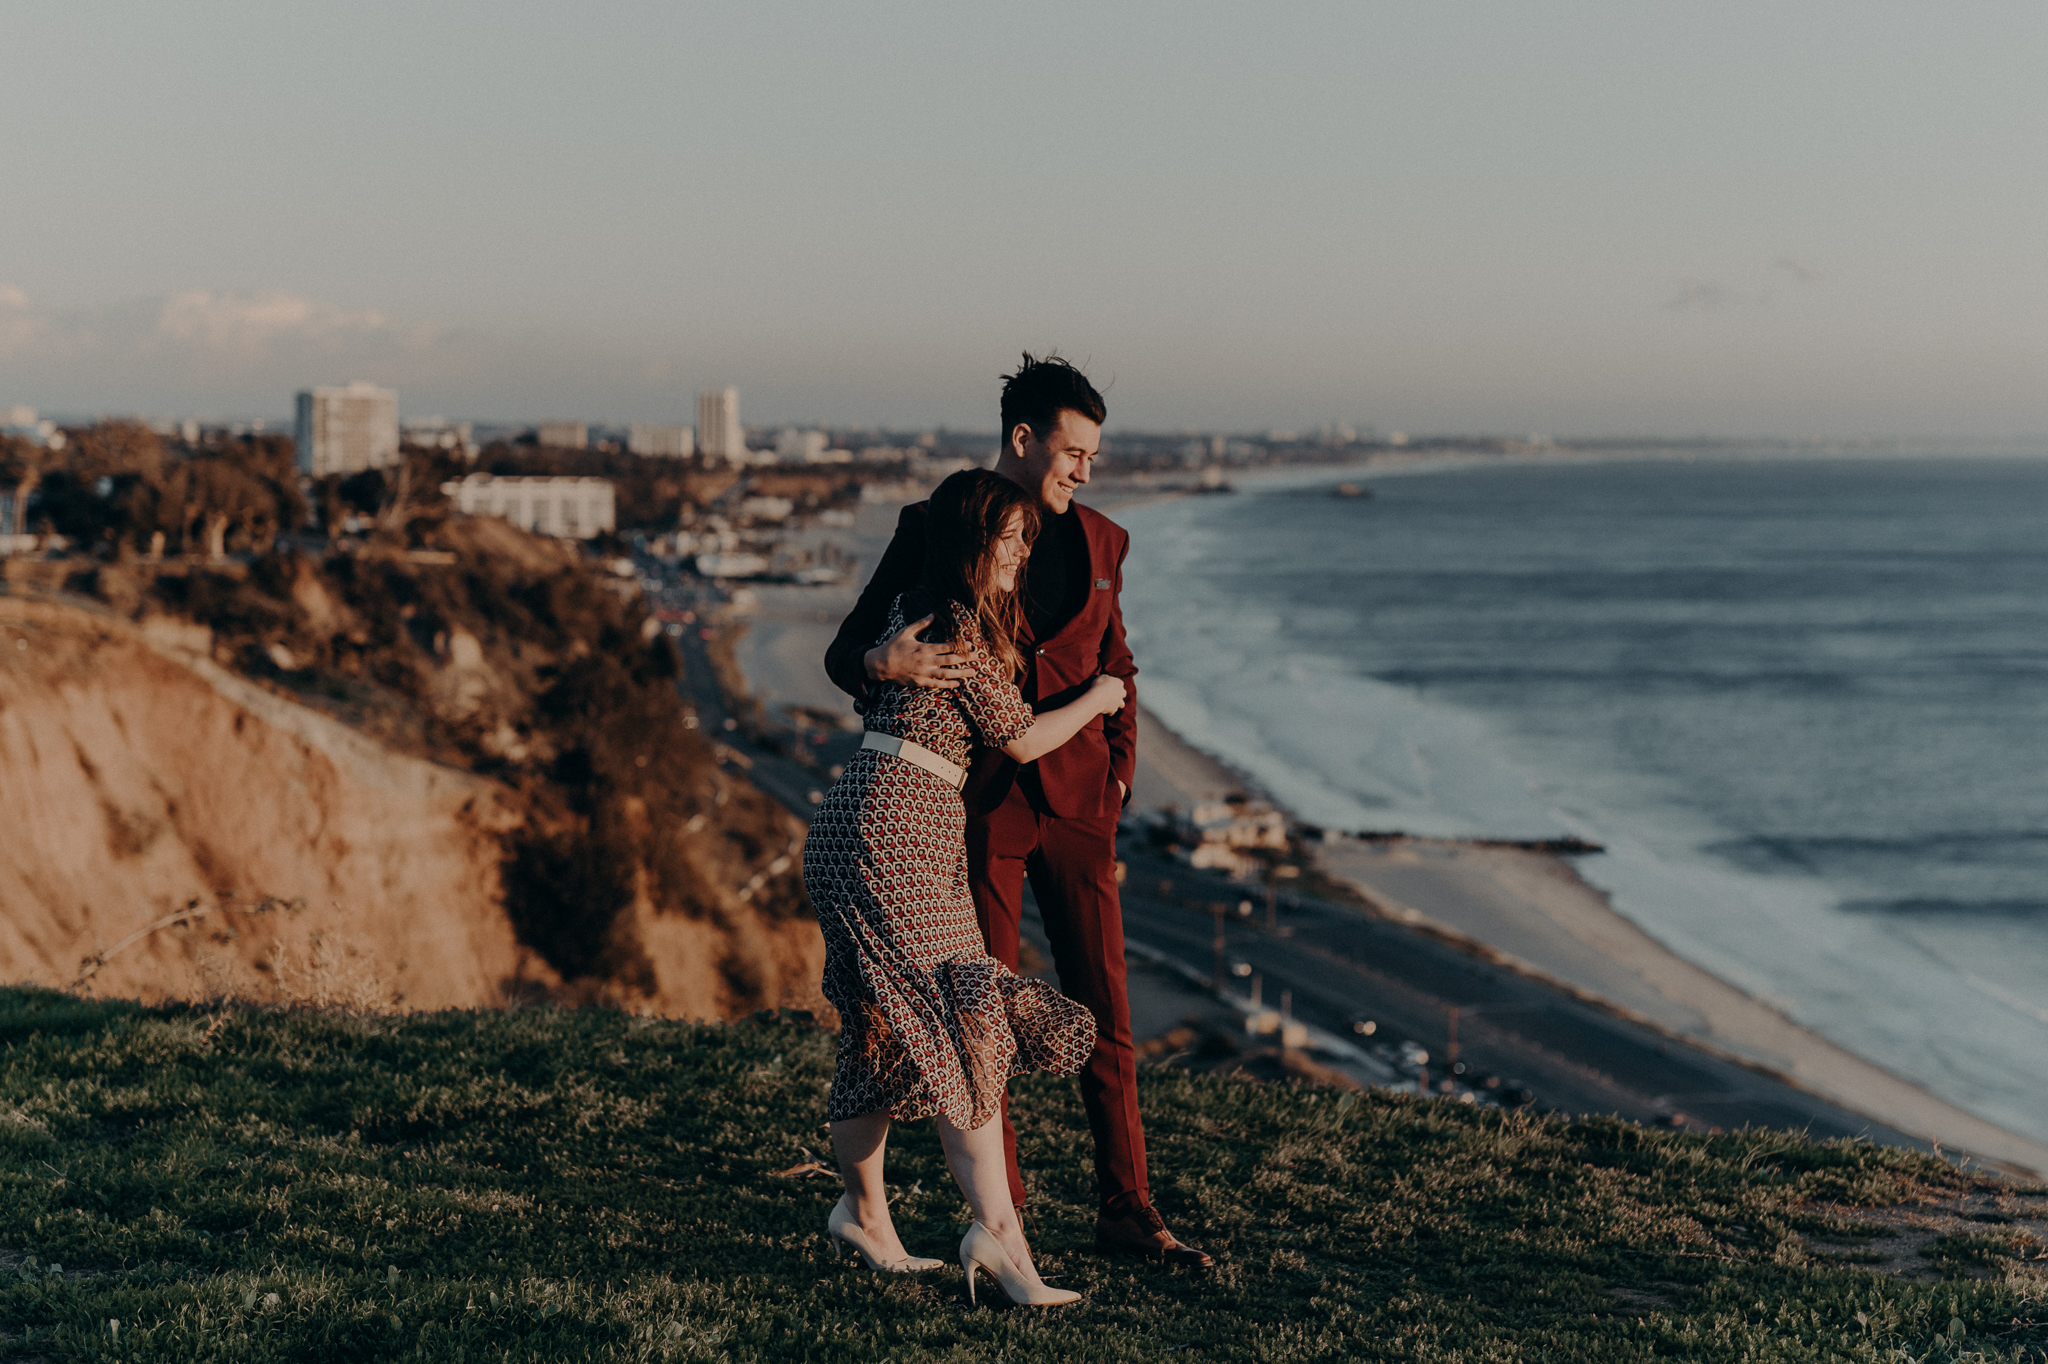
[1000,675,1126,765]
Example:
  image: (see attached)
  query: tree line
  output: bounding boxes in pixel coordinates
[0,422,480,558]
[0,421,875,558]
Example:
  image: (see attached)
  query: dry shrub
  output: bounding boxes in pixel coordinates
[265,930,396,1014]
[141,899,398,1015]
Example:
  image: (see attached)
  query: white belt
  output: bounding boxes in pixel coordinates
[861,731,966,789]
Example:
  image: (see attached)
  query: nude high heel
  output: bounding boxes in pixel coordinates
[828,1195,943,1272]
[960,1221,1081,1307]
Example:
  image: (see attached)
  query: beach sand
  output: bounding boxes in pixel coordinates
[731,483,2048,1179]
[1134,706,2048,1178]
[730,501,895,726]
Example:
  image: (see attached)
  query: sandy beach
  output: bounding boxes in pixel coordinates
[727,480,2048,1181]
[1132,703,2048,1179]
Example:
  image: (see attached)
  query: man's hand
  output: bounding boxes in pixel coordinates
[863,614,971,690]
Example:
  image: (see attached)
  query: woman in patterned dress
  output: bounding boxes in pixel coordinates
[805,469,1124,1305]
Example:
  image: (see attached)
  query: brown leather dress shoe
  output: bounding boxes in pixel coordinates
[1095,1205,1213,1268]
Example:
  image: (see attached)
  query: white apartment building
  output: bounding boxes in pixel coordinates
[628,423,693,457]
[445,474,615,539]
[775,427,827,463]
[697,387,746,464]
[536,421,587,450]
[295,383,400,476]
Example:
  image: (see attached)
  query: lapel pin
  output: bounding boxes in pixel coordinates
[1094,579,1112,590]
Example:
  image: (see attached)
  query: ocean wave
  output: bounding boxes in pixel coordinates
[1839,898,2048,919]
[1117,455,2048,1143]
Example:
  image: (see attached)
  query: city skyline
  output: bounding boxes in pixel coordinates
[4,4,2048,438]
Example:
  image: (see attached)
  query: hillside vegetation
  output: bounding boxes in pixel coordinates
[1,988,2043,1362]
[2,423,818,1019]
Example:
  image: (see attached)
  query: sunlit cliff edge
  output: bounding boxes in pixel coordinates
[0,520,826,1021]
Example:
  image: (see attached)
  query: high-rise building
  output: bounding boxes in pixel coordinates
[628,424,694,458]
[536,421,588,450]
[697,387,745,464]
[294,383,399,476]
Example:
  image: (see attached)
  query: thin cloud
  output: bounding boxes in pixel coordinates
[153,289,428,350]
[0,287,438,364]
[0,287,465,414]
[1665,280,1742,312]
[1665,256,1823,313]
[0,283,42,352]
[0,285,695,421]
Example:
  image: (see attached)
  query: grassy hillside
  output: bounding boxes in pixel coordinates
[1,988,2043,1361]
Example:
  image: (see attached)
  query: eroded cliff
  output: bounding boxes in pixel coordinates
[0,519,825,1019]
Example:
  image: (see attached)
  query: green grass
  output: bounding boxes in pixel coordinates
[0,986,2043,1362]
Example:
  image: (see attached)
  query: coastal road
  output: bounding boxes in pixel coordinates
[1111,846,1940,1153]
[668,617,857,816]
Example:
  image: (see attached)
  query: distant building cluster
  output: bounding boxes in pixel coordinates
[444,474,615,540]
[401,416,473,455]
[285,377,857,474]
[2,404,66,450]
[628,423,693,457]
[776,427,826,462]
[295,382,399,476]
[775,427,853,464]
[537,421,588,450]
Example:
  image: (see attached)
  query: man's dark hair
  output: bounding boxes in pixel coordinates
[999,352,1106,444]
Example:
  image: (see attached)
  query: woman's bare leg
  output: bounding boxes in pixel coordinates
[829,1111,911,1261]
[936,1112,1041,1280]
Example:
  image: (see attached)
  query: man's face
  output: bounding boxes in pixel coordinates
[1009,410,1100,515]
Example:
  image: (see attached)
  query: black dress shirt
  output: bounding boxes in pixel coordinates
[1022,507,1091,642]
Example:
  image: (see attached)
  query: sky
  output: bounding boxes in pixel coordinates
[3,2,2046,437]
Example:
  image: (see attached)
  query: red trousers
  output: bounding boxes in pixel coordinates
[967,783,1149,1215]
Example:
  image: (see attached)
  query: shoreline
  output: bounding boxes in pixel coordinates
[1131,705,2048,1180]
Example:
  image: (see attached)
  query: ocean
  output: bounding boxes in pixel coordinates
[1116,450,2048,1144]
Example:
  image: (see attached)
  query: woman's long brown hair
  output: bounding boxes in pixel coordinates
[916,469,1041,679]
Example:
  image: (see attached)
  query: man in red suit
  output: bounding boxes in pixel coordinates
[823,354,1209,1268]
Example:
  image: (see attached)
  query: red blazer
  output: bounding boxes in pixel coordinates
[823,500,1138,819]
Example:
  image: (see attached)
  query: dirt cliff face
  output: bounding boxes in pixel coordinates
[0,596,539,1007]
[0,518,826,1020]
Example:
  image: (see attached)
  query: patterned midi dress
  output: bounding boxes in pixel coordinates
[804,594,1096,1128]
